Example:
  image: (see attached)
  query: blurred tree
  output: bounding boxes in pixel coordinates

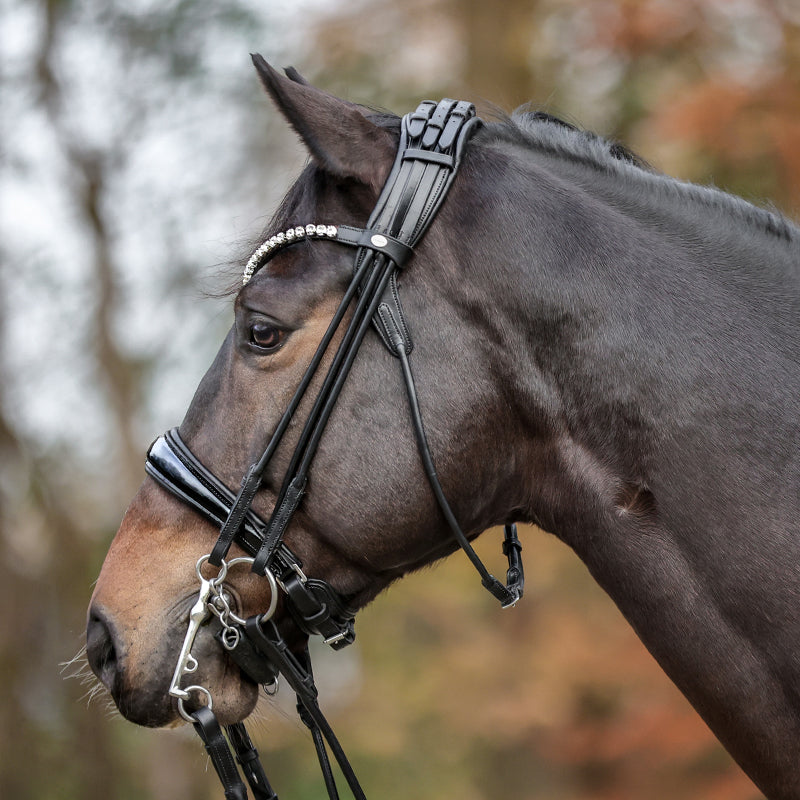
[0,1,303,798]
[301,0,798,214]
[567,0,800,214]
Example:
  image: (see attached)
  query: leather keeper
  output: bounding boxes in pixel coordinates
[336,225,414,267]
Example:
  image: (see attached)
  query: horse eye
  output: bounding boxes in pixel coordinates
[249,322,286,353]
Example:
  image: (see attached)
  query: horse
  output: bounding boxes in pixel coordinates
[86,57,800,799]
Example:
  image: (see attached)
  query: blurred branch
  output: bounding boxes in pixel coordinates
[35,0,142,493]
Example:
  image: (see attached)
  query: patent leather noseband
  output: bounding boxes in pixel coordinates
[144,98,524,800]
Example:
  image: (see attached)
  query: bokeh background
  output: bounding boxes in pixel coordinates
[2,1,798,798]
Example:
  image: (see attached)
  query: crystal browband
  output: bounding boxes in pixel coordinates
[242,223,416,285]
[243,223,339,284]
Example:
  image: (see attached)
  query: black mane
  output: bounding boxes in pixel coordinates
[513,110,652,170]
[500,109,798,243]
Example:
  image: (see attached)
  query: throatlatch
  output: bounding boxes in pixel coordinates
[144,95,525,800]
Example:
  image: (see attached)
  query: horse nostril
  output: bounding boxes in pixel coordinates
[86,605,120,693]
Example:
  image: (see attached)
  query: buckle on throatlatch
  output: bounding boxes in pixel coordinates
[501,523,525,607]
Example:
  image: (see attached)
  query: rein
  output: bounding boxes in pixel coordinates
[144,98,525,799]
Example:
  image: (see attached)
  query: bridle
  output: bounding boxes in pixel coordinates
[144,98,525,800]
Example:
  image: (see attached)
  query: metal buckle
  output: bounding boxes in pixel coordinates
[277,560,308,592]
[322,629,349,647]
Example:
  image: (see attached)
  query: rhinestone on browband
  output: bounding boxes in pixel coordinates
[242,224,339,285]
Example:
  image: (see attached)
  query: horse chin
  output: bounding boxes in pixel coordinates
[118,659,260,729]
[175,671,261,729]
[90,613,260,729]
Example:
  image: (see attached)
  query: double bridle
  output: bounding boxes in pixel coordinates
[145,98,524,800]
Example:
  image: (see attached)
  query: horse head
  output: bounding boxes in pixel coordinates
[86,59,528,728]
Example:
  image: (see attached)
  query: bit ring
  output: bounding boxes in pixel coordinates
[176,685,213,723]
[217,557,279,624]
[196,554,228,584]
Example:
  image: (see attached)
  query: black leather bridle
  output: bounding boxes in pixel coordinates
[144,98,524,800]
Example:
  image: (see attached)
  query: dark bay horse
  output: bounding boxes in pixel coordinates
[87,59,800,799]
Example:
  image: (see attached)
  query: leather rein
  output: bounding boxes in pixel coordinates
[144,98,525,800]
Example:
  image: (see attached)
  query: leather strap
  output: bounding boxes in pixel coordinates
[282,575,355,648]
[233,618,368,800]
[335,225,413,268]
[396,342,525,608]
[191,707,249,800]
[225,723,279,800]
[251,255,397,574]
[192,708,279,800]
[366,99,479,357]
[214,228,404,567]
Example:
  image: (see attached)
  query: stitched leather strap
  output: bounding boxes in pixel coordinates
[366,99,479,356]
[191,707,249,800]
[225,723,279,800]
[192,708,279,800]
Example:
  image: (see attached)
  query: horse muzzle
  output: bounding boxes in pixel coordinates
[86,599,259,728]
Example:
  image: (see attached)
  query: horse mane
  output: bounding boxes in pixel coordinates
[501,110,798,243]
[511,109,653,170]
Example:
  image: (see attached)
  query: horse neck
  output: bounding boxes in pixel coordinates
[437,139,800,797]
[446,141,799,538]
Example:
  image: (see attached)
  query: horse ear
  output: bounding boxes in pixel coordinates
[251,54,395,189]
[283,66,312,87]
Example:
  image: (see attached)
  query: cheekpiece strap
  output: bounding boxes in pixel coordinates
[365,98,478,357]
[224,99,480,577]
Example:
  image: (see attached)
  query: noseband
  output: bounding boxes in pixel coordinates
[145,98,524,800]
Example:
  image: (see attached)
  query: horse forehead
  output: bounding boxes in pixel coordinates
[241,242,352,307]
